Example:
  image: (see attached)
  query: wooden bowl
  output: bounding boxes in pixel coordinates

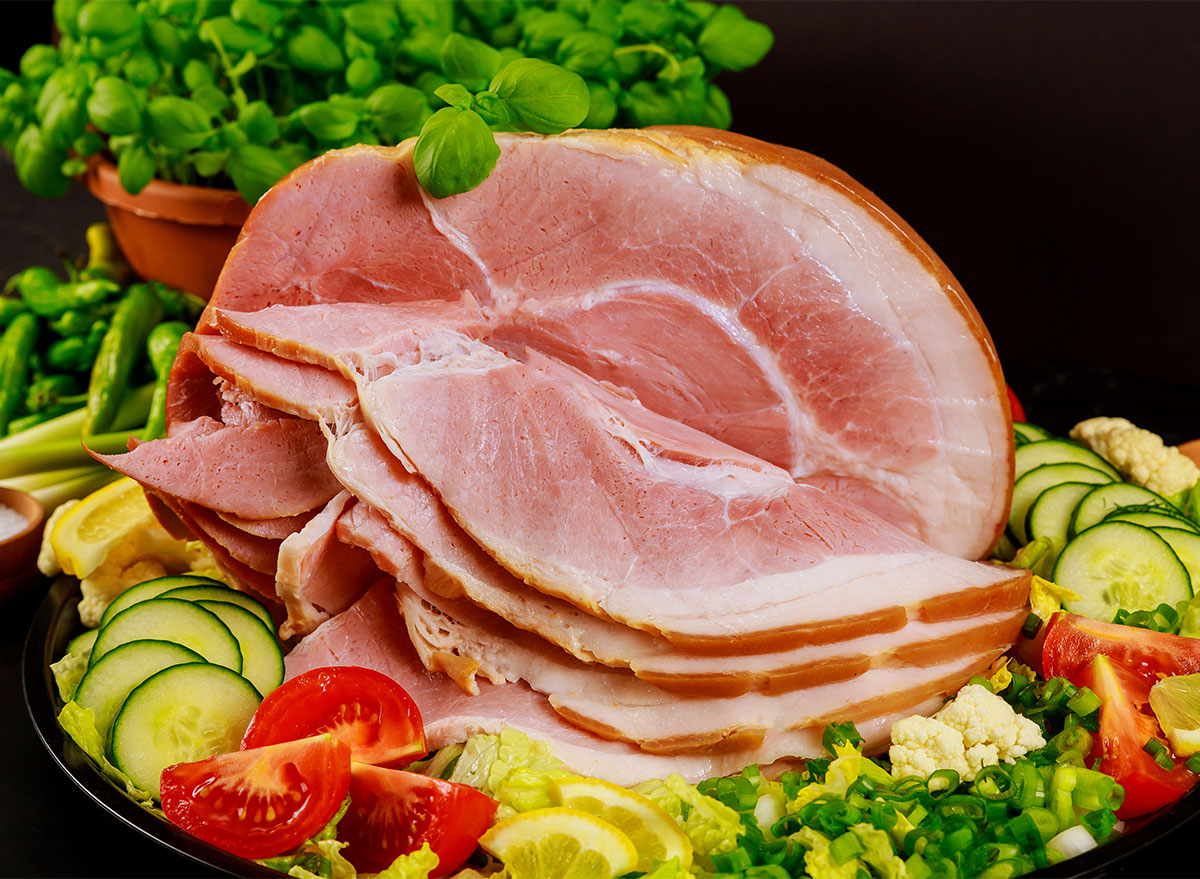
[0,487,46,602]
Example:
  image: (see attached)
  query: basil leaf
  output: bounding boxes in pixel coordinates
[72,130,105,157]
[236,100,278,145]
[490,58,588,134]
[287,25,346,75]
[19,45,59,84]
[60,156,88,177]
[86,76,143,136]
[415,70,449,102]
[53,0,85,39]
[462,0,515,29]
[231,0,282,31]
[402,26,450,68]
[182,59,215,92]
[399,0,453,31]
[702,82,731,129]
[78,0,138,39]
[521,10,582,56]
[619,1,675,40]
[41,88,88,151]
[620,80,680,127]
[346,57,382,93]
[191,149,228,177]
[586,2,625,40]
[116,143,156,195]
[14,125,70,198]
[227,144,291,203]
[471,90,513,129]
[366,82,431,142]
[556,31,616,78]
[122,52,161,89]
[146,95,213,150]
[582,80,617,129]
[191,85,232,117]
[440,33,502,93]
[146,19,185,65]
[298,101,360,143]
[343,2,401,43]
[413,106,499,199]
[202,16,265,54]
[434,83,474,111]
[697,5,774,72]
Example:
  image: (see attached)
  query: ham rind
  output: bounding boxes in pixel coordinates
[95,416,342,518]
[284,581,945,783]
[276,490,379,638]
[200,131,1012,558]
[359,342,1028,651]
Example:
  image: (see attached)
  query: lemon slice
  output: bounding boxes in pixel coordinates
[551,777,693,872]
[479,807,639,879]
[1150,673,1200,757]
[50,478,154,578]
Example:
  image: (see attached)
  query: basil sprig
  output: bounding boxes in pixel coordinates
[0,0,774,203]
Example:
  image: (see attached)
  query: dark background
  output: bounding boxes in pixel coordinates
[1,2,1198,877]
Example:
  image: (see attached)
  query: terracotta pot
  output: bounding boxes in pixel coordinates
[84,156,252,298]
[0,486,45,604]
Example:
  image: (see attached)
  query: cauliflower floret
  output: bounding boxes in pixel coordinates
[889,684,1046,782]
[1070,416,1200,496]
[888,716,971,781]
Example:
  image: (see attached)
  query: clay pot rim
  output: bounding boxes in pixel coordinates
[84,154,253,228]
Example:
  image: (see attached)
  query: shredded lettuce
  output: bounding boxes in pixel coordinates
[632,774,742,867]
[49,648,89,702]
[56,701,155,805]
[374,842,439,879]
[792,824,905,879]
[448,729,576,818]
[257,797,355,879]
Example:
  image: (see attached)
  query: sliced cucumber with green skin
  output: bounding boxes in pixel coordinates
[66,628,99,657]
[1055,521,1192,622]
[1070,483,1178,537]
[91,599,242,673]
[1009,463,1114,544]
[195,601,283,697]
[1025,482,1098,577]
[73,640,205,750]
[109,663,262,799]
[1015,440,1121,483]
[1105,508,1200,534]
[98,575,227,630]
[1154,528,1200,592]
[1014,422,1055,445]
[160,584,275,632]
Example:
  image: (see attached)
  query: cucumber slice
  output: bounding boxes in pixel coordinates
[1105,509,1200,534]
[1070,483,1178,536]
[1015,440,1121,483]
[1009,463,1114,544]
[1014,422,1055,444]
[1026,482,1098,576]
[160,584,275,632]
[91,599,242,674]
[1055,521,1192,621]
[1154,528,1200,591]
[98,575,227,630]
[73,640,205,749]
[196,600,283,697]
[66,628,99,657]
[110,663,262,798]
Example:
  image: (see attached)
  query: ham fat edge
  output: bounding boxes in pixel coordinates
[94,127,1027,780]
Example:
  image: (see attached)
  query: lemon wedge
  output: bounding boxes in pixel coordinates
[551,776,693,872]
[479,807,639,879]
[1149,674,1200,757]
[50,478,155,579]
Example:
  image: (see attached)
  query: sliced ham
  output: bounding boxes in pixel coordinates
[202,129,1013,558]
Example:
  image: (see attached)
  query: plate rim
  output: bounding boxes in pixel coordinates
[21,574,1200,879]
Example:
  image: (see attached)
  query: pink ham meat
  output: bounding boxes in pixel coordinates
[285,581,945,785]
[201,129,1012,559]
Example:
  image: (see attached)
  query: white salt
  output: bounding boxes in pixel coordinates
[0,504,30,540]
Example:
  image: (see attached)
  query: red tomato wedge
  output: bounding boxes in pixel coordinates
[160,734,352,859]
[339,763,498,875]
[1006,385,1026,423]
[1042,612,1200,687]
[241,666,426,766]
[1076,655,1195,819]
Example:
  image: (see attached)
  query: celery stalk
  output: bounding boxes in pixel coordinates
[28,468,120,511]
[0,466,98,492]
[0,431,133,479]
[0,383,153,451]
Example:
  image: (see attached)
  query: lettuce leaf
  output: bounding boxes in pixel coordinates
[375,842,439,879]
[632,774,741,867]
[50,648,89,702]
[257,797,355,879]
[56,701,155,805]
[448,729,575,818]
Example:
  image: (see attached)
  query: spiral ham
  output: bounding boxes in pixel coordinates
[97,127,1027,782]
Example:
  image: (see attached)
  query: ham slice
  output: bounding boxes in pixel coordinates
[201,129,1012,558]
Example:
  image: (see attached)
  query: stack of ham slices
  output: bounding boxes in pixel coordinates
[99,127,1029,784]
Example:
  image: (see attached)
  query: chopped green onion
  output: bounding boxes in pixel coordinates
[973,765,1015,800]
[710,847,753,873]
[1008,812,1046,850]
[969,675,994,691]
[1022,612,1043,639]
[821,721,863,756]
[1143,737,1174,770]
[926,769,960,796]
[829,831,864,865]
[1066,687,1101,717]
[1187,753,1200,774]
[1025,807,1061,843]
[936,795,986,820]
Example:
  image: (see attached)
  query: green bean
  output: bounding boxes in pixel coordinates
[83,283,162,436]
[0,298,28,327]
[0,312,39,434]
[142,320,189,440]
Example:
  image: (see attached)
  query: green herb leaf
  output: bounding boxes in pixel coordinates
[191,85,232,117]
[702,82,732,129]
[586,2,625,40]
[434,83,474,111]
[489,58,588,134]
[86,77,143,136]
[298,101,360,143]
[146,19,186,66]
[582,80,617,128]
[202,16,267,55]
[226,144,291,203]
[619,1,675,40]
[122,52,161,89]
[116,143,155,195]
[697,5,774,72]
[191,149,229,177]
[238,100,279,145]
[346,57,383,94]
[366,82,431,142]
[14,125,70,198]
[287,25,346,75]
[471,90,513,129]
[343,1,401,43]
[53,0,85,40]
[413,106,500,199]
[231,0,283,32]
[440,33,502,93]
[556,31,617,78]
[78,0,139,40]
[462,0,515,30]
[399,0,454,31]
[521,10,583,56]
[402,26,451,68]
[19,45,59,84]
[146,95,213,150]
[182,59,215,92]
